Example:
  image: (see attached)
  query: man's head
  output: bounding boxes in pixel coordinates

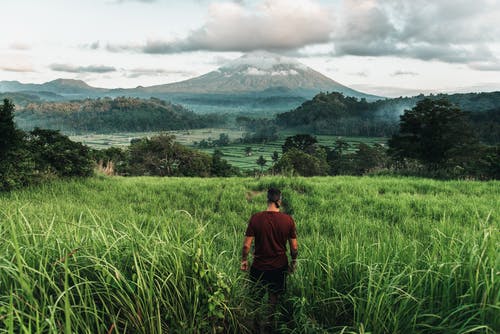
[267,188,282,208]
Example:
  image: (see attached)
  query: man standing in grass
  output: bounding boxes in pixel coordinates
[241,188,298,328]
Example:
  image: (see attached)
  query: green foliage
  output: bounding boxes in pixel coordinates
[127,134,212,177]
[0,99,23,160]
[274,148,328,176]
[276,91,500,143]
[281,134,318,154]
[15,97,225,133]
[0,176,497,333]
[27,128,94,177]
[1,99,95,191]
[0,99,34,191]
[389,99,478,169]
[239,119,279,143]
[211,149,239,177]
[276,92,396,137]
[256,155,267,172]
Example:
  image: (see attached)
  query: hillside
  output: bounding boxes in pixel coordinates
[276,91,500,142]
[14,96,224,133]
[133,52,378,99]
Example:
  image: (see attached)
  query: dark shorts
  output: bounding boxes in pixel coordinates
[250,265,288,294]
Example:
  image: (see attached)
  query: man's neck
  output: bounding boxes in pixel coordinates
[266,204,280,212]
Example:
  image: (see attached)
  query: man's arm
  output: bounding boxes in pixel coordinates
[288,238,298,273]
[240,236,253,271]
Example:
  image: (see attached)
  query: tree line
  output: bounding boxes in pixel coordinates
[14,96,225,133]
[270,99,499,179]
[1,99,238,191]
[276,91,500,143]
[1,99,94,191]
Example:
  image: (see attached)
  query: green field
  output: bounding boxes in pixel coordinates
[69,128,246,149]
[200,135,386,171]
[0,176,498,333]
[69,129,386,171]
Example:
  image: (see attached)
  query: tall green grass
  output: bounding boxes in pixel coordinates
[0,176,498,333]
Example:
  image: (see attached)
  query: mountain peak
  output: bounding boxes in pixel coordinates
[45,78,91,88]
[141,52,379,100]
[221,51,308,72]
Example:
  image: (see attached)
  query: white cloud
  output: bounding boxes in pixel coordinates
[0,65,34,73]
[50,64,117,73]
[107,0,334,53]
[330,0,500,70]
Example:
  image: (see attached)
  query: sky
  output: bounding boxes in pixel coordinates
[1,0,500,97]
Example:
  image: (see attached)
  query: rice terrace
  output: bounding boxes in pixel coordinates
[0,176,498,333]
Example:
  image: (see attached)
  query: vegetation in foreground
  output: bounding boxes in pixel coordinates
[0,176,498,333]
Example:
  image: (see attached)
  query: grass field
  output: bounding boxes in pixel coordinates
[70,129,386,171]
[0,176,498,333]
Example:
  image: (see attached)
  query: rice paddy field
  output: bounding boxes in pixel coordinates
[0,176,498,333]
[199,135,386,171]
[69,129,386,171]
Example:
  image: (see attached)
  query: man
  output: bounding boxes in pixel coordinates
[241,188,298,316]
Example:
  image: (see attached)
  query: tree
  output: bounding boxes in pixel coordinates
[0,99,33,191]
[211,149,237,177]
[245,146,253,156]
[127,134,211,177]
[0,99,23,161]
[256,155,267,172]
[282,134,318,154]
[271,151,279,163]
[215,133,230,146]
[27,128,94,177]
[274,148,328,176]
[388,98,477,170]
[352,143,387,175]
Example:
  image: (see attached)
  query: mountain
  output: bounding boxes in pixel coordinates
[131,52,379,100]
[0,79,105,98]
[0,52,380,111]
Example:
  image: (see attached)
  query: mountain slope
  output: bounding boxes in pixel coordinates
[134,52,379,100]
[0,79,106,96]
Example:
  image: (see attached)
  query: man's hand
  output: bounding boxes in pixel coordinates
[288,260,297,274]
[240,260,249,271]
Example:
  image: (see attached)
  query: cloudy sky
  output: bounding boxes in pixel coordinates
[1,0,500,97]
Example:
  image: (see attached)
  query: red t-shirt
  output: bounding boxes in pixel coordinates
[245,211,297,270]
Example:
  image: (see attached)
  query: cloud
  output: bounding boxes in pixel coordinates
[10,43,31,51]
[331,0,500,70]
[107,0,334,53]
[350,71,369,77]
[0,65,34,73]
[103,0,500,71]
[50,64,117,73]
[126,68,194,78]
[113,0,157,3]
[392,70,418,76]
[468,61,500,71]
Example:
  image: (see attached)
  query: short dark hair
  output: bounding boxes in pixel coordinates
[267,188,281,203]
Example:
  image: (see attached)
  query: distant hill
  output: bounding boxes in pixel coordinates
[14,97,224,133]
[0,79,106,97]
[276,91,500,143]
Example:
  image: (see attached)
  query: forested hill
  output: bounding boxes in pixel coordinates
[14,97,225,133]
[276,91,500,143]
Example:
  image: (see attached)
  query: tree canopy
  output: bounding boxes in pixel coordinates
[388,98,478,169]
